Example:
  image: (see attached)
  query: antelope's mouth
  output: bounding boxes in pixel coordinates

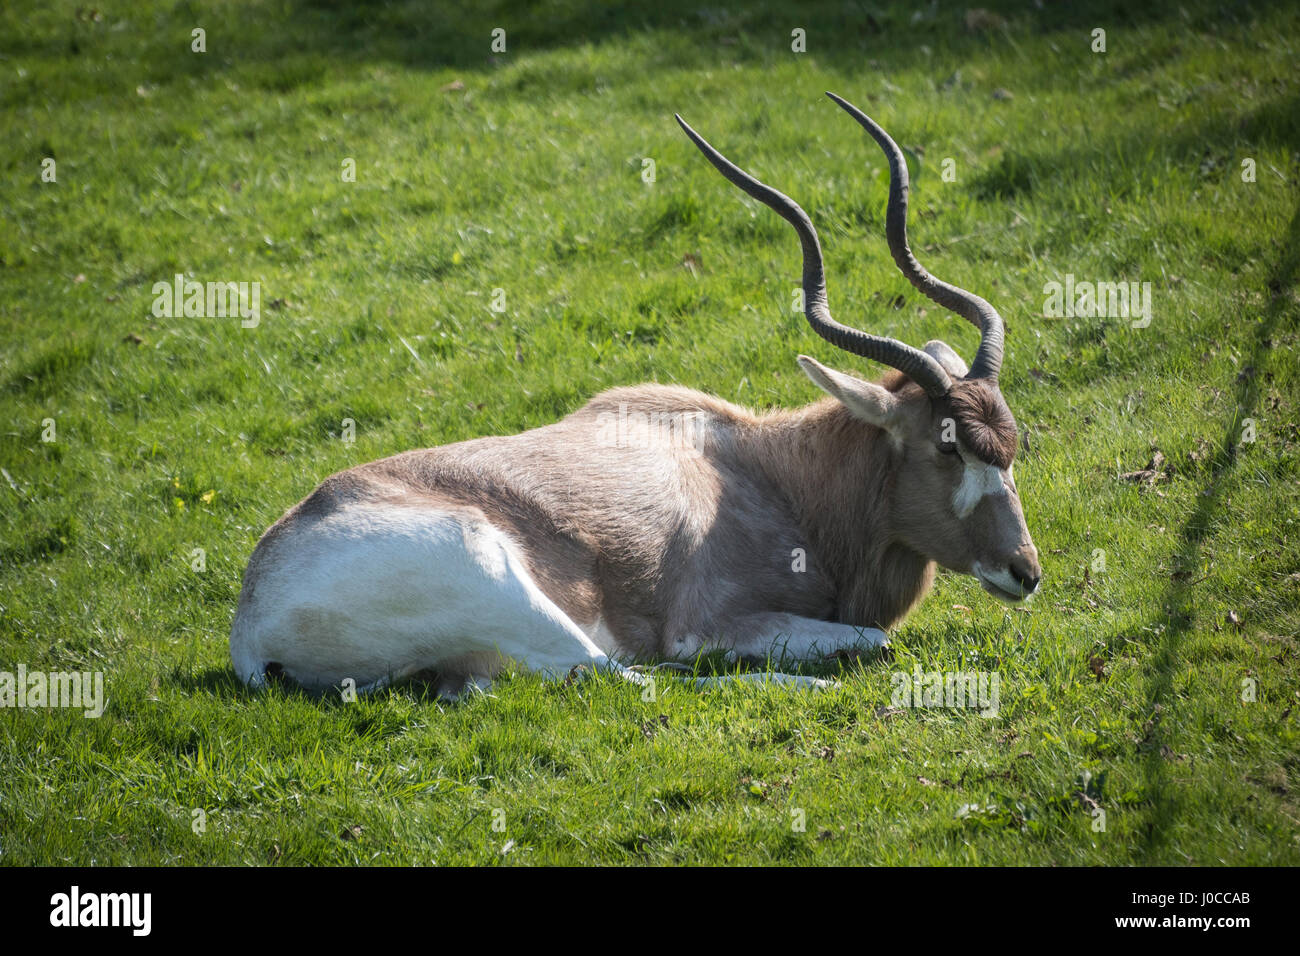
[973,563,1035,603]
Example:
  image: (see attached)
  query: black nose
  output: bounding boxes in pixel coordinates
[1009,558,1041,594]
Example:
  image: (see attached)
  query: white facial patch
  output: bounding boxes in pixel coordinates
[952,457,1013,518]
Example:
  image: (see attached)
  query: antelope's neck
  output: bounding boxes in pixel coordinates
[735,399,933,629]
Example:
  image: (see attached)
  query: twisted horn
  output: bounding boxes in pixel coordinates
[675,113,953,398]
[826,91,1005,382]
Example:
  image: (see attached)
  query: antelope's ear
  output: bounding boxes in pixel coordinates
[797,355,901,431]
[922,340,969,379]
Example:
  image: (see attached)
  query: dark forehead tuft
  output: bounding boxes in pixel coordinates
[945,380,1018,469]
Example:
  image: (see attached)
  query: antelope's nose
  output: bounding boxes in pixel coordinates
[1009,550,1041,594]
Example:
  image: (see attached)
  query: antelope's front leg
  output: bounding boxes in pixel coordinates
[721,613,888,665]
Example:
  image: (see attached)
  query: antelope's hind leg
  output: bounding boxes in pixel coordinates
[230,505,630,698]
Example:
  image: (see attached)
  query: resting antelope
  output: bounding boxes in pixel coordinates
[230,93,1041,698]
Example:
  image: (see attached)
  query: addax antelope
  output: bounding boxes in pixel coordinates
[230,93,1041,698]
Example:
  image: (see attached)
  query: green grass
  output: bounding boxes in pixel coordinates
[2,0,1298,865]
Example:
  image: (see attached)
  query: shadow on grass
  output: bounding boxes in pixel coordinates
[171,641,892,706]
[226,0,1295,75]
[1131,197,1300,860]
[170,664,450,705]
[17,0,1286,93]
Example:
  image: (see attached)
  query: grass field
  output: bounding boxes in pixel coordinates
[1,0,1298,865]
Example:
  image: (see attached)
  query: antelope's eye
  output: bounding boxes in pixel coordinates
[938,443,959,456]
